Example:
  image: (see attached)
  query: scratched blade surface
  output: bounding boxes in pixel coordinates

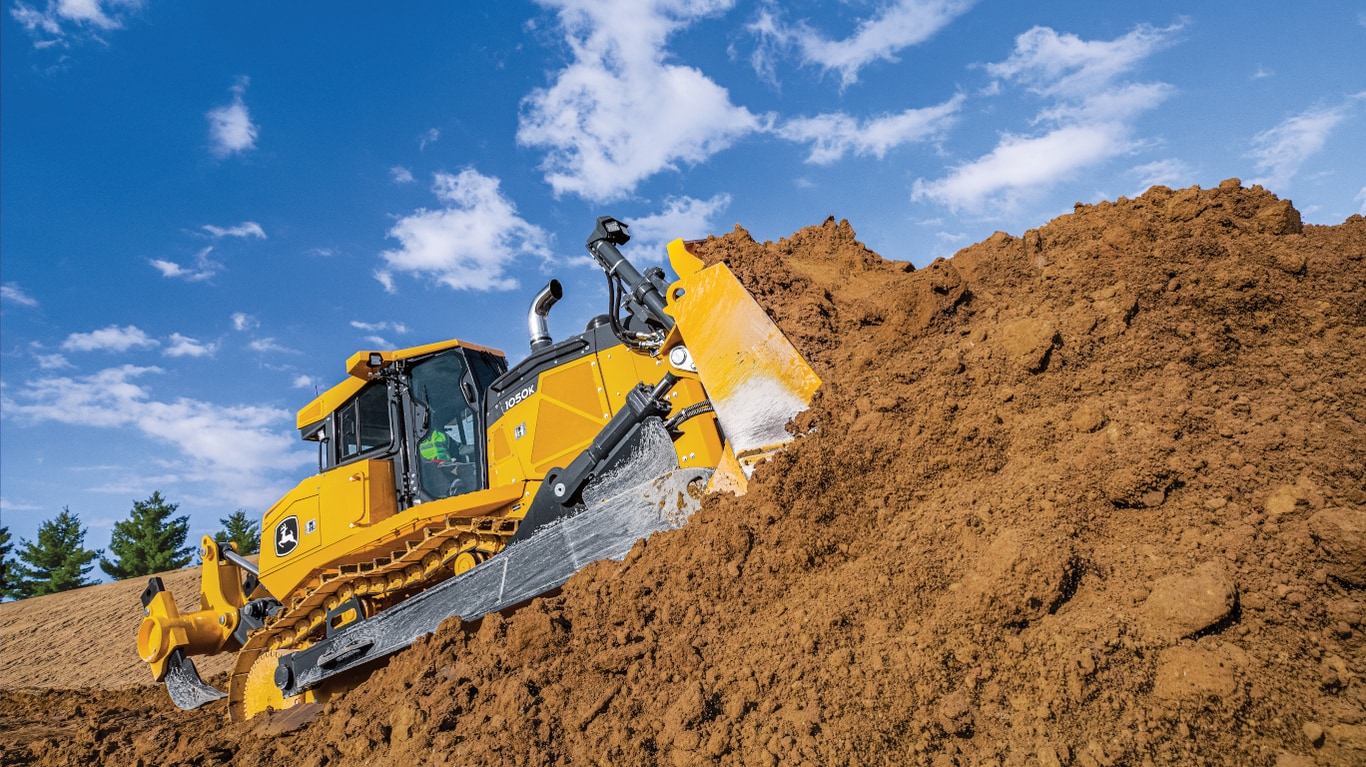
[667,261,820,461]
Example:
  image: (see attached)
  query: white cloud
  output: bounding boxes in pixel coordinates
[247,338,297,354]
[292,374,321,390]
[61,324,158,353]
[373,270,396,294]
[150,246,221,282]
[1,282,39,307]
[517,0,760,202]
[380,168,552,291]
[419,128,440,150]
[1356,186,1366,216]
[36,353,73,370]
[10,0,142,47]
[202,221,266,239]
[1248,104,1350,189]
[391,166,415,184]
[752,0,977,87]
[915,22,1180,212]
[2,365,310,508]
[620,194,733,258]
[778,93,963,164]
[207,78,259,158]
[164,333,218,358]
[230,312,258,332]
[1129,158,1194,195]
[0,497,42,512]
[351,320,410,335]
[1252,65,1273,80]
[913,123,1129,211]
[985,23,1181,100]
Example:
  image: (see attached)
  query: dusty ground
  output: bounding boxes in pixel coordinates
[2,181,1363,766]
[0,559,236,690]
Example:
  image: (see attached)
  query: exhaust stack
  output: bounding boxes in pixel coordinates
[528,279,563,352]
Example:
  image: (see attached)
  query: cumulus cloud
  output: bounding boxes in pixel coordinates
[750,0,976,87]
[202,221,266,239]
[36,353,73,370]
[778,93,963,164]
[1248,103,1350,189]
[2,365,310,508]
[292,374,322,390]
[391,166,415,184]
[10,0,142,48]
[914,22,1180,212]
[517,0,760,201]
[914,125,1129,210]
[419,128,440,150]
[150,246,221,282]
[207,78,259,158]
[61,324,157,353]
[230,312,258,331]
[1,282,39,307]
[163,333,218,358]
[618,194,733,259]
[984,23,1181,100]
[379,168,552,291]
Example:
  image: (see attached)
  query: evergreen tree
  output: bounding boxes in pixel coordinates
[10,508,101,597]
[100,491,193,580]
[0,526,13,599]
[214,509,261,555]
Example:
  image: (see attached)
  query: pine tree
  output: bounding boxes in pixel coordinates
[214,509,261,555]
[100,491,193,580]
[0,526,13,599]
[10,509,101,597]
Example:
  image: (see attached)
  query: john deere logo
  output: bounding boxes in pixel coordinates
[274,516,299,557]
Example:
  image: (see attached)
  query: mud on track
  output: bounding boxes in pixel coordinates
[3,181,1364,766]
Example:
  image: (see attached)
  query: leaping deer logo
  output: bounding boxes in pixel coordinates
[275,516,299,557]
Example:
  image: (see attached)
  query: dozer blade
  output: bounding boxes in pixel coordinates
[272,420,709,698]
[164,648,227,710]
[666,248,821,479]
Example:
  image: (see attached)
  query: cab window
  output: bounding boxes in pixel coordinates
[410,350,482,499]
[335,383,392,463]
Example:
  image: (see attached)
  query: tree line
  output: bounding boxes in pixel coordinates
[0,491,261,600]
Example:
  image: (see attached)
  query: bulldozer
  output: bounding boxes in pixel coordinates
[136,217,820,721]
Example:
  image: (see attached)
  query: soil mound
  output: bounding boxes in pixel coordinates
[3,181,1364,766]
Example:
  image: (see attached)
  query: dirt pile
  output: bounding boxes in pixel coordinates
[3,181,1364,766]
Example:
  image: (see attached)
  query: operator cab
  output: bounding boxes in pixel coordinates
[298,341,507,510]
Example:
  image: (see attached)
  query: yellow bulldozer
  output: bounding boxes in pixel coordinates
[136,217,819,721]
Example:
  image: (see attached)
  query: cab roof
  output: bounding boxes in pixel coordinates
[296,337,505,433]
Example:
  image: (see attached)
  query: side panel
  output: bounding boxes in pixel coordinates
[487,354,612,487]
[256,458,397,599]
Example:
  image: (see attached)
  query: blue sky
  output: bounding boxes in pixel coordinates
[2,1,1363,571]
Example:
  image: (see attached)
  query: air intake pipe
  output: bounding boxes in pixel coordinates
[528,279,563,352]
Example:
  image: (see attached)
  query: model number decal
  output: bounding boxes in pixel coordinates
[499,384,536,413]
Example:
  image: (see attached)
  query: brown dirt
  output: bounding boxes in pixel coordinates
[0,561,237,690]
[3,181,1364,766]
